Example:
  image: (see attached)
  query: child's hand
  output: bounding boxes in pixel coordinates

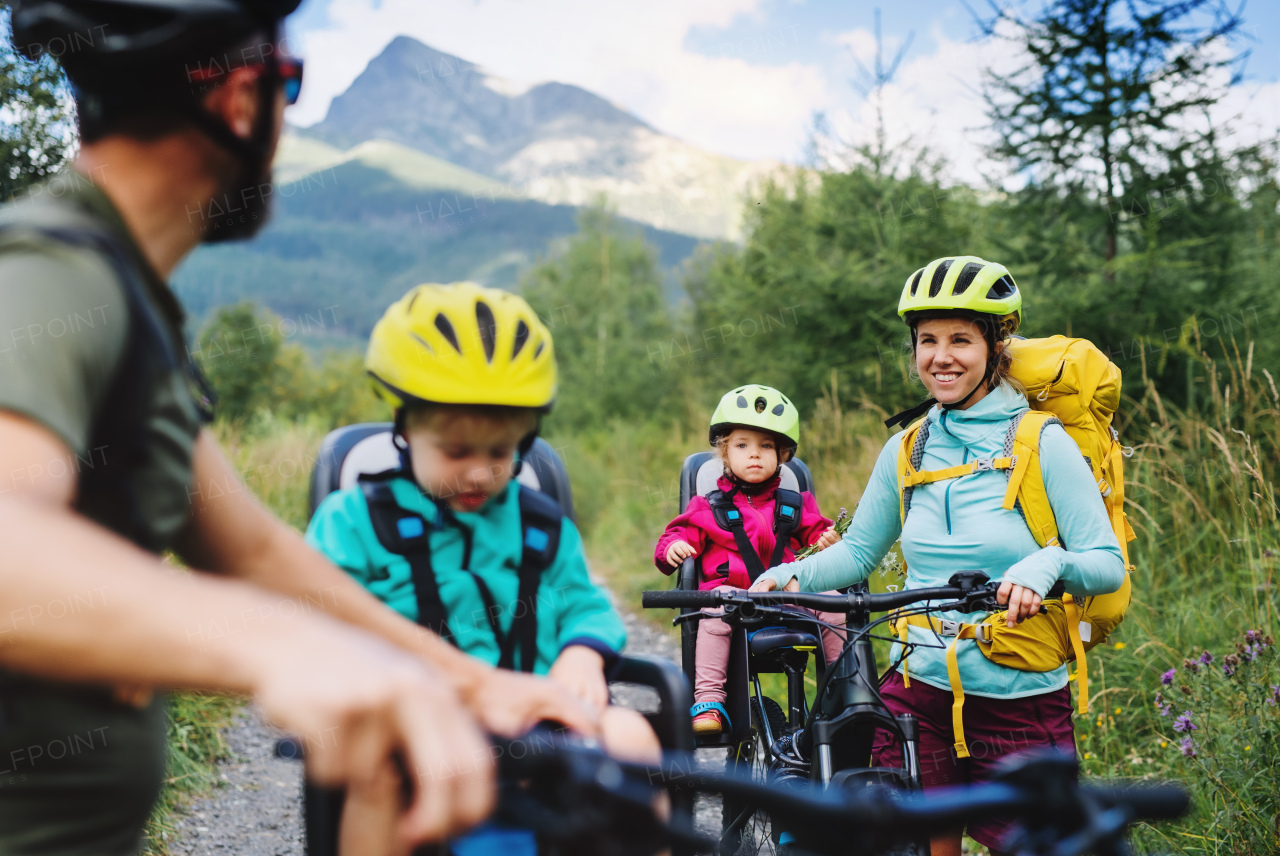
[548,645,610,715]
[813,527,841,552]
[665,539,697,567]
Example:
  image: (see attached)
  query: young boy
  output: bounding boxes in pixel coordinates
[306,282,657,855]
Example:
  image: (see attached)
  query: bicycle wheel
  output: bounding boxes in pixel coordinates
[720,695,784,856]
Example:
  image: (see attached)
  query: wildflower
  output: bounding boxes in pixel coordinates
[1180,685,1193,695]
[1223,653,1239,677]
[1246,745,1252,751]
[1114,707,1122,715]
[1161,669,1176,686]
[1266,635,1275,647]
[1173,712,1198,733]
[1197,650,1214,665]
[1083,752,1092,760]
[1267,549,1276,558]
[1179,737,1197,758]
[1160,741,1168,749]
[1245,630,1262,645]
[1267,686,1280,706]
[1113,642,1126,650]
[1242,645,1258,663]
[1183,658,1199,674]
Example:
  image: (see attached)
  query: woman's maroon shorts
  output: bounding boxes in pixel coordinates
[870,671,1076,851]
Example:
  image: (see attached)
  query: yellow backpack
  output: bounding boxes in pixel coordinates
[892,335,1136,758]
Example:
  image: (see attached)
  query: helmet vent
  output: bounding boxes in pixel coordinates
[909,269,924,296]
[771,404,785,416]
[512,319,530,358]
[986,275,1017,299]
[755,397,767,413]
[434,313,461,353]
[534,341,546,359]
[953,262,984,295]
[928,259,954,297]
[736,395,748,408]
[410,332,433,354]
[475,301,497,362]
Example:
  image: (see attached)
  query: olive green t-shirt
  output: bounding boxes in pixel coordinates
[0,173,204,855]
[0,172,204,550]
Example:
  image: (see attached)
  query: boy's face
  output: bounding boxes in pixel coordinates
[404,409,532,513]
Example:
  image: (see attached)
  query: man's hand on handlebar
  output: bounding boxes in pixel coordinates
[750,575,800,593]
[996,581,1042,627]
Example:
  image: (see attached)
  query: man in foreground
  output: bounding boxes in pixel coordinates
[0,2,594,852]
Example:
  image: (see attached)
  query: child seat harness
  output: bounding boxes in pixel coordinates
[706,485,803,581]
[358,471,563,673]
[890,336,1136,760]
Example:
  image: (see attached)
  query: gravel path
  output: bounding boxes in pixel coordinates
[171,610,723,855]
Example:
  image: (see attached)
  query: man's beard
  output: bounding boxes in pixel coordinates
[200,156,275,244]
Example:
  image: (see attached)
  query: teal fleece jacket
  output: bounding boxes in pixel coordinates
[306,476,626,675]
[760,384,1125,699]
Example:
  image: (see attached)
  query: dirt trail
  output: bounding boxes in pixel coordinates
[171,610,724,854]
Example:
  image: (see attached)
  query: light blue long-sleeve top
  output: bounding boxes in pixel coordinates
[759,383,1125,699]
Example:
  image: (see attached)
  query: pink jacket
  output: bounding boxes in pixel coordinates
[654,475,833,591]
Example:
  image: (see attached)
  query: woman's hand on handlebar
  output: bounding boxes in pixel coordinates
[665,540,697,567]
[996,581,1042,627]
[750,575,800,593]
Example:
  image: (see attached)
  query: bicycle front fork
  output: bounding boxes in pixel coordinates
[812,712,920,788]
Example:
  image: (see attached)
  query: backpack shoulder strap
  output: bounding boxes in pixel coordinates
[896,416,931,524]
[707,488,770,582]
[768,488,803,567]
[510,486,564,673]
[357,472,455,642]
[1000,410,1063,548]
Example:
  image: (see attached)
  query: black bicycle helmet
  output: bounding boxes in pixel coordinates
[11,1,301,152]
[11,1,301,67]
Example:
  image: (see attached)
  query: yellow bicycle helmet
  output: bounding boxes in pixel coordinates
[709,384,800,460]
[897,256,1022,333]
[366,282,556,410]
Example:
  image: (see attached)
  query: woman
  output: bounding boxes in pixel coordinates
[752,256,1125,856]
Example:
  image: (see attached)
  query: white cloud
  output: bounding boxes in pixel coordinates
[287,0,831,162]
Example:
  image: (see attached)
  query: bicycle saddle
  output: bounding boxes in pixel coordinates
[749,626,820,656]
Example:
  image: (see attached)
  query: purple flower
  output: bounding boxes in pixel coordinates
[1173,712,1198,733]
[1161,669,1176,686]
[1246,630,1261,644]
[1268,686,1280,706]
[1197,650,1214,665]
[1179,737,1197,758]
[1243,645,1258,662]
[1223,653,1240,676]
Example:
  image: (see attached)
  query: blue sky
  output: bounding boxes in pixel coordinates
[284,0,1280,175]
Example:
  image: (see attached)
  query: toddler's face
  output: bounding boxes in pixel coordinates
[404,410,530,513]
[723,428,778,484]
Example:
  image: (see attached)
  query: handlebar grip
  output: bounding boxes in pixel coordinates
[641,589,721,609]
[1088,784,1190,820]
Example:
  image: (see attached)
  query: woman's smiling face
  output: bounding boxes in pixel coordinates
[914,317,997,409]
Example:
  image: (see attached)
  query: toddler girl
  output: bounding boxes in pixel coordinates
[654,385,844,734]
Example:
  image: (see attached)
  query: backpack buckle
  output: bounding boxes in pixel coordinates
[976,624,993,643]
[936,619,962,637]
[974,458,994,472]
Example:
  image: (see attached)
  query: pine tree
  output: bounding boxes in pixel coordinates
[978,0,1246,262]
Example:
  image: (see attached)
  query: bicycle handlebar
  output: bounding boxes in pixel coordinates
[492,728,1188,856]
[642,573,999,614]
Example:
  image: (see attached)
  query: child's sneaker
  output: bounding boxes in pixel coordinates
[690,702,729,735]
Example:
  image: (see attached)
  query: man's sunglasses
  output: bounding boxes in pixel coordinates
[278,56,304,105]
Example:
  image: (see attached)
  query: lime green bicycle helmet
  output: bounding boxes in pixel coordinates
[709,385,800,459]
[897,256,1022,333]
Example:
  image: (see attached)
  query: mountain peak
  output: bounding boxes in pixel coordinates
[305,35,647,176]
